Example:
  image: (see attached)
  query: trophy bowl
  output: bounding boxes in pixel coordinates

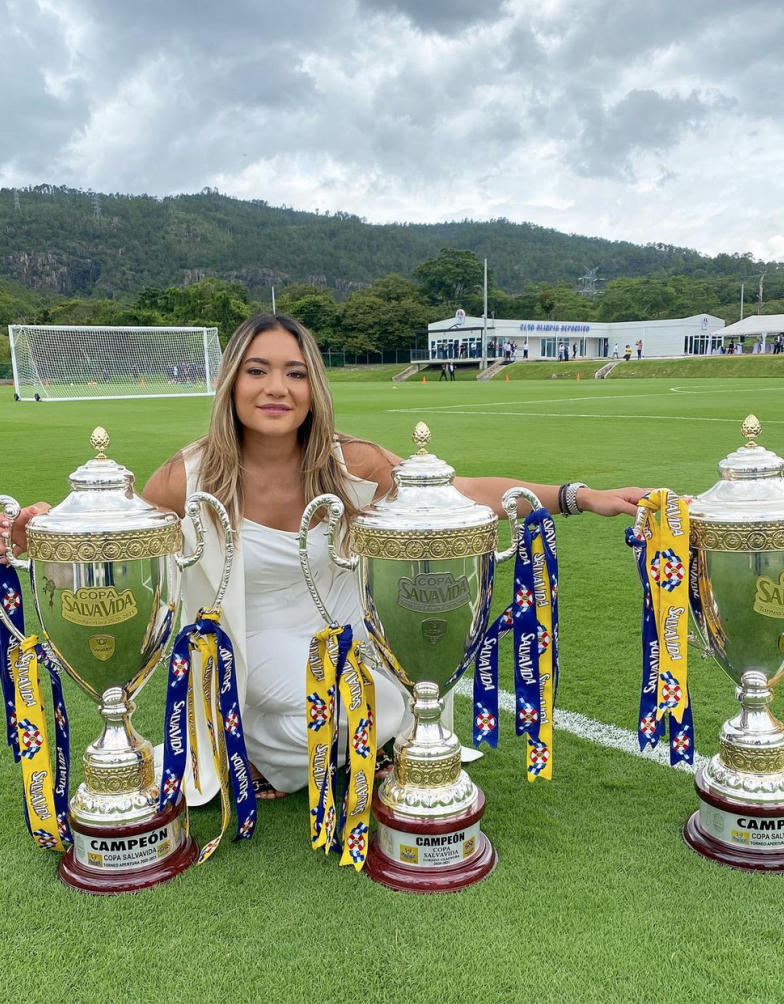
[684,415,784,869]
[0,428,233,893]
[299,422,539,892]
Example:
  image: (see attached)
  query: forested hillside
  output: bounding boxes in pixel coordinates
[0,185,775,301]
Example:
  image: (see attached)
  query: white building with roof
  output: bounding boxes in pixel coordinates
[427,312,726,361]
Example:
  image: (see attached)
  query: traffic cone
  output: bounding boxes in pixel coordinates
[505,374,509,382]
[576,372,580,380]
[422,376,427,384]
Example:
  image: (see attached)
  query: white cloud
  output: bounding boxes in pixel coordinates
[3,0,784,259]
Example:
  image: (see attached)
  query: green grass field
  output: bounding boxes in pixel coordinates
[2,375,784,1004]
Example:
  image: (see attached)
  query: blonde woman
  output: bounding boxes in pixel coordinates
[2,313,645,802]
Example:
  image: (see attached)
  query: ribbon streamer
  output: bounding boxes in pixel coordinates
[0,566,72,850]
[159,608,257,858]
[305,624,376,871]
[626,490,694,766]
[473,509,560,781]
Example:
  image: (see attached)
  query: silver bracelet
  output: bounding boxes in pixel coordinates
[563,482,588,517]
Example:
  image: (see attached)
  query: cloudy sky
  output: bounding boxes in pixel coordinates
[3,0,784,258]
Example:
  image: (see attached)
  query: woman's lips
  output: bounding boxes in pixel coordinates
[258,405,291,413]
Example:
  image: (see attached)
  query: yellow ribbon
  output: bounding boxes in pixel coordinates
[190,610,232,865]
[305,626,376,871]
[637,490,690,724]
[10,635,66,852]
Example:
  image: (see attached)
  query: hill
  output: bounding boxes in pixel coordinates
[0,185,774,301]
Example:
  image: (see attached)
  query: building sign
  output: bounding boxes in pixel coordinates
[455,309,466,325]
[518,322,591,334]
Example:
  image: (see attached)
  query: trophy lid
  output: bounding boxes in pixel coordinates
[27,428,181,557]
[690,415,784,526]
[350,423,497,559]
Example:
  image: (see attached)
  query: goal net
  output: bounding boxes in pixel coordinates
[8,325,223,402]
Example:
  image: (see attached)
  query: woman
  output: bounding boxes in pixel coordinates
[2,314,645,803]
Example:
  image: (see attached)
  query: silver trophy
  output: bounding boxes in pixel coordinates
[684,415,784,868]
[299,422,539,892]
[0,427,233,893]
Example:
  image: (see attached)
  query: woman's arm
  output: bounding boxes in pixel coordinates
[342,439,645,518]
[141,455,188,517]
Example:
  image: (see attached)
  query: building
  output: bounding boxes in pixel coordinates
[427,313,726,361]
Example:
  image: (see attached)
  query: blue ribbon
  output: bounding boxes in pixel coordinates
[0,565,72,844]
[159,612,257,841]
[473,508,560,766]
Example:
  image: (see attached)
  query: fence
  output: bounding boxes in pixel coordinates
[320,350,416,367]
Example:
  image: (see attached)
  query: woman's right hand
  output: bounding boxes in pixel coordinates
[0,502,51,564]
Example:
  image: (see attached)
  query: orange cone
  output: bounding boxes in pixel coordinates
[576,372,580,381]
[505,374,509,382]
[140,379,146,387]
[422,376,427,383]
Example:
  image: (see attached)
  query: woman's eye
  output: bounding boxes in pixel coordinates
[289,371,307,379]
[247,367,264,376]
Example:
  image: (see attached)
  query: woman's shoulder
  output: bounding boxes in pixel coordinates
[142,443,202,517]
[334,434,398,485]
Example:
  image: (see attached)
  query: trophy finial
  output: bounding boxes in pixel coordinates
[90,426,111,459]
[741,414,762,448]
[413,422,431,456]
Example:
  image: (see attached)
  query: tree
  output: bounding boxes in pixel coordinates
[412,248,485,306]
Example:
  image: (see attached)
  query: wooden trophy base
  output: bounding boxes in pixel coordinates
[59,799,198,895]
[683,769,784,872]
[365,788,497,893]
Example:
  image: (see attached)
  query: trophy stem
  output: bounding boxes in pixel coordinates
[714,671,784,785]
[685,672,784,870]
[379,682,475,817]
[366,682,496,891]
[70,687,158,826]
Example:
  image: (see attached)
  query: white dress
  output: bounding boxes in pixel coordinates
[240,518,407,792]
[175,442,407,803]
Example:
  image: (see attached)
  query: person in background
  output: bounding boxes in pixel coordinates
[448,361,456,381]
[612,343,619,359]
[523,340,529,360]
[635,339,643,360]
[439,362,448,381]
[623,345,632,362]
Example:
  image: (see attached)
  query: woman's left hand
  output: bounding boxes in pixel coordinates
[577,487,649,518]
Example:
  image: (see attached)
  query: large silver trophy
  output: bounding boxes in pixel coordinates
[685,415,784,869]
[299,423,538,892]
[0,428,233,893]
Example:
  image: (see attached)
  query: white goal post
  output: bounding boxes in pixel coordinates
[8,325,223,402]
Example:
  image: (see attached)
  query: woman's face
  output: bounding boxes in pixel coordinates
[233,327,312,438]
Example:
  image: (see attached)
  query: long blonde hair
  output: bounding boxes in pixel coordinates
[192,313,362,533]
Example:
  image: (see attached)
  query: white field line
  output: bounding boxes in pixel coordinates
[423,410,784,424]
[386,384,784,414]
[454,678,709,775]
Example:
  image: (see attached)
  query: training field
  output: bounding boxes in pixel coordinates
[2,375,784,1004]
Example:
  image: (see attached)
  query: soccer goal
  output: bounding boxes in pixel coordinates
[8,325,223,402]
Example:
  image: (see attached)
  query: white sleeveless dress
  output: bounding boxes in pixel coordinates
[240,518,406,791]
[175,442,407,802]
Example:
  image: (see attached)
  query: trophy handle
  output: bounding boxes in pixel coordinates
[299,493,358,626]
[496,487,543,563]
[0,495,32,574]
[0,495,30,643]
[176,491,235,609]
